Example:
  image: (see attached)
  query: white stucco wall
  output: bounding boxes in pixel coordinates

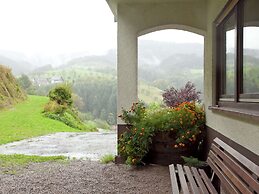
[205,0,259,155]
[114,0,259,156]
[117,1,207,124]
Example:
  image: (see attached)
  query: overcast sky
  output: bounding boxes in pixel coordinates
[0,0,205,57]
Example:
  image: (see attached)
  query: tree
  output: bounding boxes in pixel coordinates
[48,84,72,107]
[17,74,32,91]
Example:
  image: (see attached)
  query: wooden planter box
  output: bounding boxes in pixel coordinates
[144,131,199,166]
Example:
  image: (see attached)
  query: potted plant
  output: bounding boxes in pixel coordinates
[118,82,205,166]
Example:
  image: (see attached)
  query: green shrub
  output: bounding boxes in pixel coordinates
[17,74,32,91]
[182,156,207,168]
[48,84,72,106]
[43,84,97,131]
[43,101,65,114]
[118,102,146,126]
[44,111,96,131]
[118,126,152,166]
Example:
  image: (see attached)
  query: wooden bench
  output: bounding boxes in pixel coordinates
[169,138,259,194]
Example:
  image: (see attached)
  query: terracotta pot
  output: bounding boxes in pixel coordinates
[144,131,199,166]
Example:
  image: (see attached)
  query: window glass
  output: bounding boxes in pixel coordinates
[243,0,259,94]
[223,13,236,95]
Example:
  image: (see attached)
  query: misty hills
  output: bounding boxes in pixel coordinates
[138,40,203,67]
[0,52,33,75]
[0,40,205,75]
[62,41,204,69]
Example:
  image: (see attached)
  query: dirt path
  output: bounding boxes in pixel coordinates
[0,132,117,160]
[0,160,171,194]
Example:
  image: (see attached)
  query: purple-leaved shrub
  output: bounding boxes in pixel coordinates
[162,81,201,107]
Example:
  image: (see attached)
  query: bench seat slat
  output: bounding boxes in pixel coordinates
[198,169,218,194]
[207,157,239,194]
[191,167,210,194]
[184,166,200,194]
[169,138,259,194]
[177,164,190,194]
[211,144,259,192]
[169,164,180,194]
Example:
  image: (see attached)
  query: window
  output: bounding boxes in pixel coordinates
[216,0,259,111]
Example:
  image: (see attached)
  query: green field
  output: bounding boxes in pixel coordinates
[0,95,81,145]
[138,82,163,104]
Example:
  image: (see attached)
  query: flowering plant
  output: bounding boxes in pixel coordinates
[119,102,146,126]
[169,101,205,147]
[118,101,205,166]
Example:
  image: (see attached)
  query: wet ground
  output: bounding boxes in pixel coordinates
[0,131,117,160]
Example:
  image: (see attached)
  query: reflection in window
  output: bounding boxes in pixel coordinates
[243,1,259,94]
[223,13,236,95]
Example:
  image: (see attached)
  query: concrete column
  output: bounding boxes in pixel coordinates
[117,11,138,124]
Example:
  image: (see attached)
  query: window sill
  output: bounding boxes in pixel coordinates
[208,105,259,121]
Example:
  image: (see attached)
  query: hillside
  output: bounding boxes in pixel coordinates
[0,40,206,125]
[0,65,26,109]
[0,95,81,145]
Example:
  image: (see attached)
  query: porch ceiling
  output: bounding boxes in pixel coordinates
[106,0,206,19]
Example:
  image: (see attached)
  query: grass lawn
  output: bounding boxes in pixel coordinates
[0,154,66,168]
[0,154,67,174]
[0,95,81,145]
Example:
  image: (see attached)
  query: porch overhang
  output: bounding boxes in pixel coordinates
[107,0,259,164]
[106,0,206,21]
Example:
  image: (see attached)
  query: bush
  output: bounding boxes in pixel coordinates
[17,74,32,91]
[118,126,152,165]
[48,84,72,107]
[43,101,65,114]
[43,84,96,132]
[118,101,205,166]
[44,111,96,131]
[118,102,146,126]
[162,81,201,107]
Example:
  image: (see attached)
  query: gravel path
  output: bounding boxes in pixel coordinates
[0,160,171,194]
[0,132,117,160]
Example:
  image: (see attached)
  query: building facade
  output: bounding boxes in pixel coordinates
[106,0,259,163]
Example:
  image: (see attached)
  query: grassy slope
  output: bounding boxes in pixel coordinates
[138,82,163,104]
[0,95,81,145]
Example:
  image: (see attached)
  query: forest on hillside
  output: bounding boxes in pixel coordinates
[3,40,258,127]
[11,41,204,126]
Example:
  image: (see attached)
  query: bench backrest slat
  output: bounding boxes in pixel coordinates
[211,143,259,192]
[209,151,253,194]
[214,138,259,177]
[208,138,259,193]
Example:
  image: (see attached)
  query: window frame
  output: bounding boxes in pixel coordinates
[215,0,259,112]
